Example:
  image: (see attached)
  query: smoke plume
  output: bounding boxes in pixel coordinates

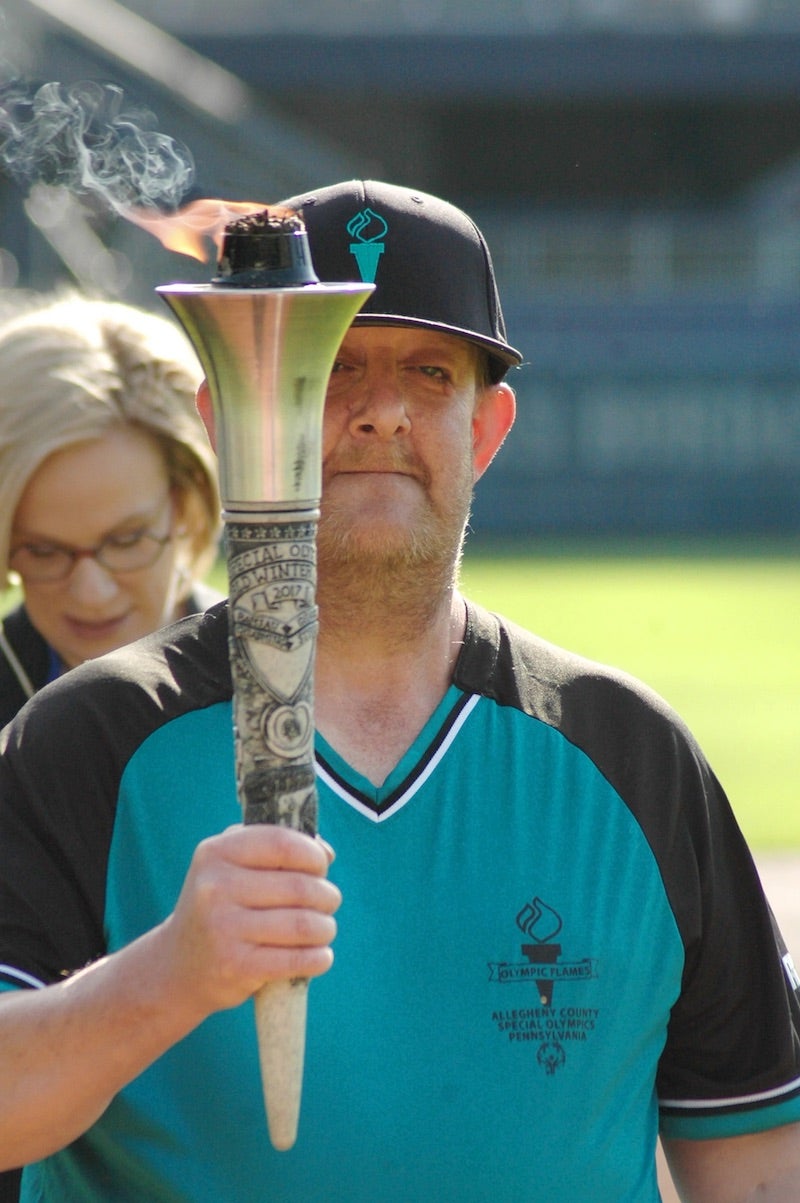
[0,78,195,213]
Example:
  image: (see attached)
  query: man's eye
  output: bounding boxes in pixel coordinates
[418,365,448,380]
[25,544,60,560]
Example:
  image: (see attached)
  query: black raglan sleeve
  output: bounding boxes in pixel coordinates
[0,602,232,991]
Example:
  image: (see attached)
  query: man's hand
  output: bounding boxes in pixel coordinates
[160,824,341,1017]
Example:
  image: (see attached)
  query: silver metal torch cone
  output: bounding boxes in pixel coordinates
[158,283,372,507]
[158,277,373,1150]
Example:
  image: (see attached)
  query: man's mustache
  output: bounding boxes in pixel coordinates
[323,448,430,487]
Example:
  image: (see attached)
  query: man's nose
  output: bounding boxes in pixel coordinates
[347,375,412,440]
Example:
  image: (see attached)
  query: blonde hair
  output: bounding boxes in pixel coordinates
[0,290,221,591]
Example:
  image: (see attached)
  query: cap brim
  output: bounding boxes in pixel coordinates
[350,313,522,380]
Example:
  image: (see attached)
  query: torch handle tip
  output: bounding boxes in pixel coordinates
[253,976,309,1151]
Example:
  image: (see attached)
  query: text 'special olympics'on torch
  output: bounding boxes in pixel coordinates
[158,207,373,1151]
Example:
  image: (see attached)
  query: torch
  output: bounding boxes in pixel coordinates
[158,207,373,1150]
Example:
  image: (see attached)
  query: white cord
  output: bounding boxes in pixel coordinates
[0,623,36,701]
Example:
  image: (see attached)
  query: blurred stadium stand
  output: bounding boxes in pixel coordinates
[2,0,799,536]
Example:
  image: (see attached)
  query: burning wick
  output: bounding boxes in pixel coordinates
[214,206,320,288]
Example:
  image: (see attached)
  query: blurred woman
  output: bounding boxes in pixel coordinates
[0,290,222,730]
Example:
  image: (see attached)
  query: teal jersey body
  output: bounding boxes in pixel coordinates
[1,600,799,1201]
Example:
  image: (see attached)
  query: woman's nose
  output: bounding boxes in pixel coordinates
[64,554,121,604]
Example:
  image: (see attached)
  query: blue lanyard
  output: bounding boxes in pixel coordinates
[45,644,63,685]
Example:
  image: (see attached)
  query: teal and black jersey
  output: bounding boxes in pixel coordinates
[1,599,799,1202]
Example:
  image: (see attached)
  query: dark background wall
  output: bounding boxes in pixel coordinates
[2,0,799,536]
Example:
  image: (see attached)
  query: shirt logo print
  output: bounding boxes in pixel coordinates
[488,894,600,1075]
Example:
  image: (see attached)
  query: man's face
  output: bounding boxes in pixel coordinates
[318,325,485,568]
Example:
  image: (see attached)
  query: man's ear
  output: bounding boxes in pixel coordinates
[472,382,516,481]
[196,380,216,449]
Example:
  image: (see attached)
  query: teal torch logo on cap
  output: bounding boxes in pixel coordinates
[346,208,388,283]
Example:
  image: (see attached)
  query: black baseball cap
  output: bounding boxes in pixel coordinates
[280,180,523,383]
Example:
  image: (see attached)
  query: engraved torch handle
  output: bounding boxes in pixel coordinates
[227,509,319,1151]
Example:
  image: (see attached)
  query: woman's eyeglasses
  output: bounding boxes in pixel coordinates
[9,510,174,583]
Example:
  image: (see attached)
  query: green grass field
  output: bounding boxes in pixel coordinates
[458,538,800,851]
[5,538,798,848]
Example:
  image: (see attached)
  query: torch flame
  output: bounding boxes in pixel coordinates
[123,197,269,262]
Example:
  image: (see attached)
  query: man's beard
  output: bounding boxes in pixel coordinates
[316,451,473,632]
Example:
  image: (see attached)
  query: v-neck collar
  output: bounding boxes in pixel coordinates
[315,685,478,821]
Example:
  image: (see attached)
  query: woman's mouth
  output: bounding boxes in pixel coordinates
[64,613,129,641]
